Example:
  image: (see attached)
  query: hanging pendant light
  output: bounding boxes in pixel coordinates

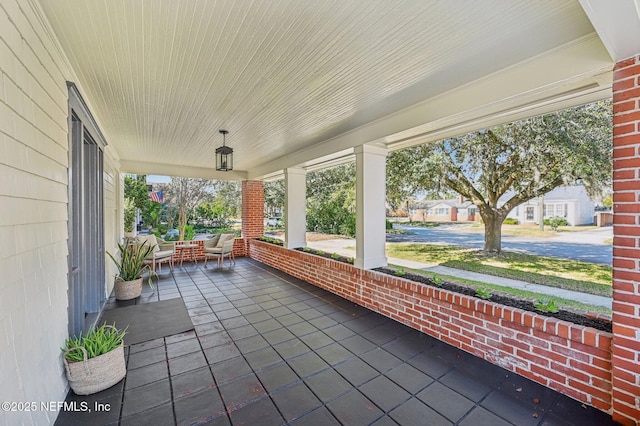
[216,130,233,171]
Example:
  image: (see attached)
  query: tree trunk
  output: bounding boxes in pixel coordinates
[483,213,504,253]
[178,208,187,241]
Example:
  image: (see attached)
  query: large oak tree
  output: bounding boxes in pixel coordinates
[387,101,612,253]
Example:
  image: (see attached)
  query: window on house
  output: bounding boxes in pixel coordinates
[544,203,567,218]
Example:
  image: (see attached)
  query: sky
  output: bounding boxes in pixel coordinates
[146,175,171,183]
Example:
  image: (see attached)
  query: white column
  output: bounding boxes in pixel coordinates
[284,167,307,249]
[355,144,388,269]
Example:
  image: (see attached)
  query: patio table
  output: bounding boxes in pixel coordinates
[176,243,198,266]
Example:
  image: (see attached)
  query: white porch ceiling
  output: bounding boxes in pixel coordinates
[37,0,615,180]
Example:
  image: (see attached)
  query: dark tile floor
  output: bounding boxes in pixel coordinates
[56,258,618,426]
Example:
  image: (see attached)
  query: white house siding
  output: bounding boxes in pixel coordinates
[505,186,595,226]
[0,2,121,424]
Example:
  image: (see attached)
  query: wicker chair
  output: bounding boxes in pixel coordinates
[135,234,175,272]
[204,235,236,267]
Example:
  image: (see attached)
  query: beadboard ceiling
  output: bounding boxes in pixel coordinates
[38,0,615,180]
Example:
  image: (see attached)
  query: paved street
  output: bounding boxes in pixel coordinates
[387,224,612,265]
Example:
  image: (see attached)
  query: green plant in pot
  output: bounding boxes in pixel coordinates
[123,197,136,237]
[61,323,127,395]
[107,241,157,300]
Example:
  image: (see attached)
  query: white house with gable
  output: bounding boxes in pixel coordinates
[505,185,595,226]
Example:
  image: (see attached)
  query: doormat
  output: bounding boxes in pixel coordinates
[100,298,194,346]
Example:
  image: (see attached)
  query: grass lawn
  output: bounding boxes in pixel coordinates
[390,265,612,316]
[386,243,612,297]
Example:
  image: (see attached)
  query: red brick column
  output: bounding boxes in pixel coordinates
[612,54,640,426]
[242,180,264,241]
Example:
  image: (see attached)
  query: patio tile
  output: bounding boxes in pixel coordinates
[388,396,449,426]
[218,373,266,410]
[439,368,500,402]
[121,378,171,417]
[385,363,434,394]
[327,389,384,426]
[273,339,311,359]
[299,330,334,350]
[370,416,401,426]
[315,342,354,366]
[458,406,513,426]
[226,324,258,340]
[359,375,411,411]
[407,350,454,379]
[244,346,283,371]
[262,327,296,345]
[287,351,330,378]
[174,388,226,426]
[198,330,233,349]
[359,347,403,373]
[203,342,241,364]
[335,357,379,386]
[416,381,475,422]
[128,337,165,354]
[545,393,619,426]
[165,329,197,344]
[127,345,166,370]
[194,321,225,336]
[340,334,377,355]
[305,368,353,403]
[55,390,122,426]
[166,337,201,358]
[171,366,216,399]
[124,360,169,390]
[288,407,341,425]
[271,382,323,422]
[234,334,271,353]
[168,350,207,376]
[323,323,357,341]
[256,362,300,393]
[228,395,284,426]
[120,403,174,426]
[211,356,253,385]
[253,318,283,333]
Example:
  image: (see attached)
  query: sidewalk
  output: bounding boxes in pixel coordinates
[307,238,612,309]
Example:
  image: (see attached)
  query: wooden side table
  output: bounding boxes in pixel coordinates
[176,243,198,266]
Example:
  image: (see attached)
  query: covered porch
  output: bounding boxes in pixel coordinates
[3,0,640,425]
[55,259,615,425]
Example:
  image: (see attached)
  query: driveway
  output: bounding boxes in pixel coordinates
[387,224,612,265]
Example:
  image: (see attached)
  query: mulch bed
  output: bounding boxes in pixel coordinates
[374,267,611,333]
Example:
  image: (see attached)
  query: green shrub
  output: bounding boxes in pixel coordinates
[503,218,519,225]
[544,216,569,231]
[386,220,393,230]
[183,225,196,240]
[475,288,492,300]
[534,299,559,313]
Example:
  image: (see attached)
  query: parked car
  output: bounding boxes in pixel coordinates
[162,229,180,241]
[266,217,283,227]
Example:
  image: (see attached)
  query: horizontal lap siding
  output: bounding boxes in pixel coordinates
[249,239,613,413]
[0,1,78,424]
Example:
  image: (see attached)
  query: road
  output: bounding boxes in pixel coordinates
[387,224,612,265]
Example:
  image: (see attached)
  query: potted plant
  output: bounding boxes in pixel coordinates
[107,241,156,300]
[123,198,136,238]
[61,323,127,395]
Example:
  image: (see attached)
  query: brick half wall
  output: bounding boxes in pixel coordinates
[249,239,613,413]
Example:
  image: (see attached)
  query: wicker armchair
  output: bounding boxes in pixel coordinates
[135,234,175,272]
[204,233,236,267]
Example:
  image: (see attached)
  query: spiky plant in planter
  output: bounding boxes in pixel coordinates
[61,323,127,395]
[107,241,157,300]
